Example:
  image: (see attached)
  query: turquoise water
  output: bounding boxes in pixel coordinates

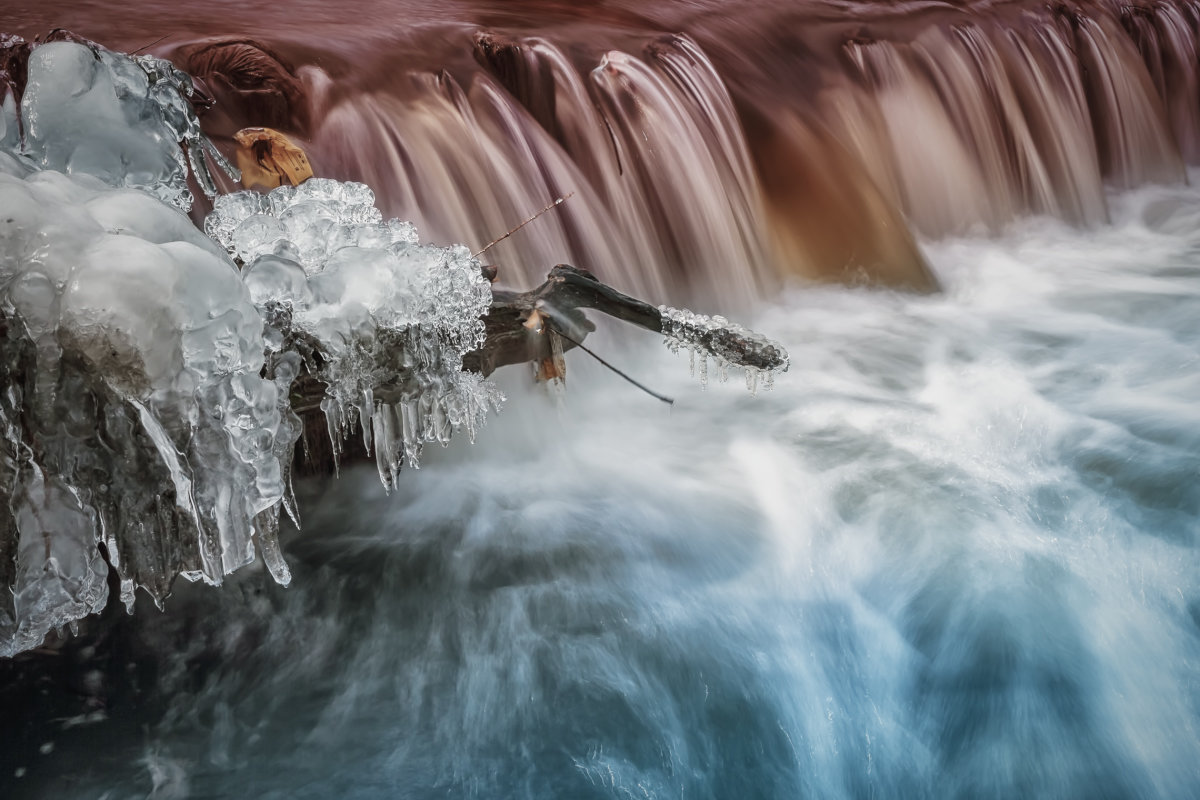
[4,180,1200,798]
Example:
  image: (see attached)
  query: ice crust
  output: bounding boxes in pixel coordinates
[0,40,499,656]
[659,305,789,393]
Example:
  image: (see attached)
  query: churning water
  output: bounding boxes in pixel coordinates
[3,177,1199,799]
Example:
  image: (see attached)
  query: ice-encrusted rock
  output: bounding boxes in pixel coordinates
[207,179,502,490]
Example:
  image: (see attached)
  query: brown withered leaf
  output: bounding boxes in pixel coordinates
[534,328,567,383]
[233,126,313,190]
[521,310,567,383]
[534,357,564,382]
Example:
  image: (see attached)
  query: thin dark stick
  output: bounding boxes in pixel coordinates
[130,35,169,55]
[473,192,575,258]
[553,327,674,406]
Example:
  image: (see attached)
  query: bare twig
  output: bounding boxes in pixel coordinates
[130,35,170,55]
[473,192,575,258]
[551,325,674,406]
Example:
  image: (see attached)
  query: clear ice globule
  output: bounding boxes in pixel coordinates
[17,39,235,211]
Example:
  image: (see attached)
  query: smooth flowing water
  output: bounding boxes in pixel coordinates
[4,178,1198,798]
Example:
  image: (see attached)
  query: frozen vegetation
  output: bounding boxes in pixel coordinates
[0,36,786,658]
[204,179,501,486]
[660,305,789,392]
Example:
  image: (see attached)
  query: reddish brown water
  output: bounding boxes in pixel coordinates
[8,1,1200,303]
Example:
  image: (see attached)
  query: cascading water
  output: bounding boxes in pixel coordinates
[3,0,1200,798]
[312,33,775,305]
[121,0,1200,294]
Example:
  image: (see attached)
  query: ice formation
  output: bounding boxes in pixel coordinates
[12,37,235,210]
[0,37,269,656]
[204,179,501,489]
[0,38,499,656]
[0,159,285,656]
[659,306,789,393]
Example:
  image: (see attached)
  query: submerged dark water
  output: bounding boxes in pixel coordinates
[2,180,1199,798]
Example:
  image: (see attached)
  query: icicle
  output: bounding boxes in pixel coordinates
[360,388,374,454]
[119,578,136,614]
[280,460,301,531]
[253,508,292,586]
[372,405,394,492]
[402,399,425,469]
[128,399,205,545]
[321,397,343,475]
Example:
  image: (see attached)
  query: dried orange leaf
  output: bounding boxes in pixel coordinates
[233,126,314,190]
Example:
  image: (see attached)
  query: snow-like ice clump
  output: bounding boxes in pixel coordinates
[205,179,500,489]
[0,38,498,656]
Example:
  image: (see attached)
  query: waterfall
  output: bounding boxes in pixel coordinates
[155,0,1198,300]
[10,1,1200,297]
[817,3,1194,236]
[308,35,777,307]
